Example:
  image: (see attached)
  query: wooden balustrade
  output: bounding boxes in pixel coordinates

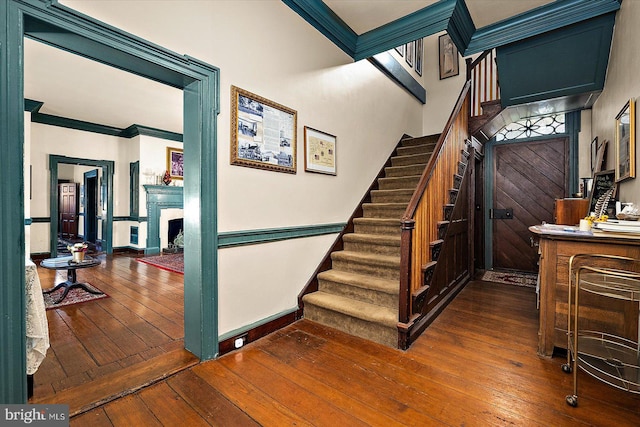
[398,82,471,347]
[467,49,499,117]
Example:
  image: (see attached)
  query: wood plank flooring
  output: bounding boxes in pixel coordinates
[32,254,196,414]
[34,255,638,426]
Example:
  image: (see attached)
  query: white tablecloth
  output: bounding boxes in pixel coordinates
[26,259,49,375]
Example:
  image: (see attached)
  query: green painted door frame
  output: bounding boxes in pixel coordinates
[1,0,219,403]
[49,155,114,258]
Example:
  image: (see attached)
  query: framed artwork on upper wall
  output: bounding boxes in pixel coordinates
[304,126,336,175]
[167,147,183,180]
[394,44,404,57]
[615,98,635,182]
[405,41,414,67]
[230,85,297,174]
[439,33,459,79]
[415,38,423,76]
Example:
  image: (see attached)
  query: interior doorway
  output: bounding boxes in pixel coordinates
[58,182,78,239]
[84,169,99,244]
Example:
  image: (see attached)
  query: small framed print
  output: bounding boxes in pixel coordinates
[439,33,459,79]
[405,41,415,67]
[304,126,336,175]
[615,98,635,182]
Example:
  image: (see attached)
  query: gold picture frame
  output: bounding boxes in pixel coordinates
[166,147,183,180]
[230,86,297,174]
[304,126,336,175]
[615,98,635,182]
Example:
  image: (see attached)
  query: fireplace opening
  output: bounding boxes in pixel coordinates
[166,218,184,251]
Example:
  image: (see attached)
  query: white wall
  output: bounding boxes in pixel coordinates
[591,0,640,206]
[57,0,429,336]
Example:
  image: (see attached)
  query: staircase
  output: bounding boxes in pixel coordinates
[303,134,439,347]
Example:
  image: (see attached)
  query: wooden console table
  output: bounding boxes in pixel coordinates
[529,224,640,357]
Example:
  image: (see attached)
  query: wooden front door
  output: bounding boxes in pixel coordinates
[59,182,79,239]
[492,138,568,272]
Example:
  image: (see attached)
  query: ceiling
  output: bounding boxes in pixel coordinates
[24,1,559,134]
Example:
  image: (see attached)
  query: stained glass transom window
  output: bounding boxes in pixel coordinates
[495,114,565,141]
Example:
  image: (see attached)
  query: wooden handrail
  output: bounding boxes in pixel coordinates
[402,81,471,222]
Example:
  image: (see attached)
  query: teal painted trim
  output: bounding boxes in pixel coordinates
[32,111,123,136]
[114,216,133,221]
[464,0,621,55]
[31,217,50,223]
[30,106,183,142]
[49,155,114,257]
[566,111,581,196]
[24,218,33,226]
[447,0,475,52]
[24,98,43,112]
[121,124,183,142]
[1,0,27,402]
[354,0,455,61]
[130,161,139,218]
[218,222,345,248]
[368,53,425,104]
[281,0,357,58]
[219,307,299,342]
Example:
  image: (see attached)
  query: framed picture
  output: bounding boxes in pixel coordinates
[231,85,297,174]
[615,98,635,182]
[589,169,617,217]
[415,38,423,76]
[166,147,184,180]
[439,33,459,79]
[405,41,414,67]
[394,44,404,57]
[304,126,336,175]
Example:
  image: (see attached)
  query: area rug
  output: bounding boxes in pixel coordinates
[481,270,538,288]
[43,284,109,310]
[136,253,184,274]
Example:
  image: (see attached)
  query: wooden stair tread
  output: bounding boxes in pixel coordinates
[303,292,397,327]
[332,250,400,267]
[33,347,199,416]
[317,269,399,294]
[342,233,401,246]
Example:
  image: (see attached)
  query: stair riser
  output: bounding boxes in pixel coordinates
[362,205,406,219]
[384,164,426,177]
[331,257,399,280]
[343,240,400,256]
[353,222,401,236]
[371,192,413,204]
[304,305,397,347]
[400,135,439,147]
[396,145,435,157]
[378,176,421,190]
[317,279,398,309]
[391,154,430,167]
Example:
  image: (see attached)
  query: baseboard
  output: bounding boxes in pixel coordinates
[218,308,303,357]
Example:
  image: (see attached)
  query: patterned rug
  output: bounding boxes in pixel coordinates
[481,270,538,288]
[136,253,184,274]
[43,283,109,310]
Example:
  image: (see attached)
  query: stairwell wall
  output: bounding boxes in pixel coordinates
[591,0,640,206]
[60,0,423,336]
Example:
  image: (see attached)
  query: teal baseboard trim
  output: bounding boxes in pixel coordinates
[30,217,50,223]
[114,216,135,221]
[113,245,144,254]
[218,222,345,248]
[368,53,426,104]
[218,307,301,356]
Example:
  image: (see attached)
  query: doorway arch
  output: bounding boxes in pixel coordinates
[1,0,219,402]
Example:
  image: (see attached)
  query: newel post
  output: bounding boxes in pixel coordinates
[398,218,415,349]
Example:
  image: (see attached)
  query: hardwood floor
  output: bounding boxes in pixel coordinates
[32,254,196,414]
[34,255,640,425]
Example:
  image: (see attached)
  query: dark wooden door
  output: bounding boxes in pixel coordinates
[59,183,78,238]
[493,138,568,272]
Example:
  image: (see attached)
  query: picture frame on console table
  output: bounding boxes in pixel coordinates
[615,98,635,182]
[230,85,297,174]
[588,169,617,217]
[304,126,336,175]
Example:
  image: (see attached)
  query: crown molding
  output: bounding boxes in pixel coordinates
[464,0,621,55]
[281,0,357,57]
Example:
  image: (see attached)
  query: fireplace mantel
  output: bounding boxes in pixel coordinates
[144,185,183,254]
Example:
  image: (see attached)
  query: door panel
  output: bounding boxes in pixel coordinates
[58,183,78,238]
[493,138,568,271]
